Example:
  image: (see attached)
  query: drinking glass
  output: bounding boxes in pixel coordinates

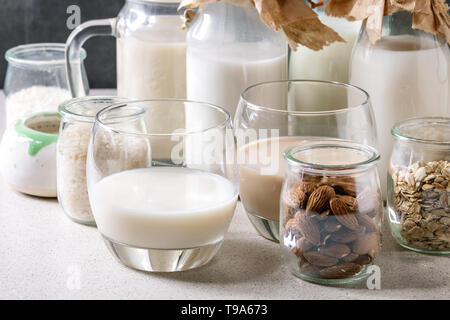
[86,100,238,272]
[234,80,377,242]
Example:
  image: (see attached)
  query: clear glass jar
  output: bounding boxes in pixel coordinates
[280,140,383,284]
[2,43,87,133]
[65,0,186,99]
[350,11,450,197]
[57,96,127,226]
[388,117,450,254]
[289,4,361,83]
[235,80,377,242]
[186,0,287,118]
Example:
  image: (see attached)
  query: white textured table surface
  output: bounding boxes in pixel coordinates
[0,91,449,300]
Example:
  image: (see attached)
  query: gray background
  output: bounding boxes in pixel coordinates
[0,0,124,89]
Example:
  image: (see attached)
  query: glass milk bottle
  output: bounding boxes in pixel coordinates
[289,5,361,84]
[349,10,450,197]
[186,1,288,118]
[65,0,186,136]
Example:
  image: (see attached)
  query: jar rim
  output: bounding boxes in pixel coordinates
[391,117,450,145]
[15,112,61,139]
[240,80,371,116]
[5,43,86,67]
[58,96,129,123]
[284,140,380,173]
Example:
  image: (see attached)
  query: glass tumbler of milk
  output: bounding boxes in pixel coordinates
[86,100,238,272]
[234,80,377,242]
[65,0,187,137]
[350,10,450,198]
[186,0,288,119]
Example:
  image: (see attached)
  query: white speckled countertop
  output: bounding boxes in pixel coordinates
[0,90,448,300]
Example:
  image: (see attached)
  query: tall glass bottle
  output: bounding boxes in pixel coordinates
[186,1,288,118]
[350,11,450,198]
[289,5,361,84]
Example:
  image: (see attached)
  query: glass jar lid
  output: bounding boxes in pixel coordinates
[5,43,86,68]
[284,140,380,174]
[391,117,450,145]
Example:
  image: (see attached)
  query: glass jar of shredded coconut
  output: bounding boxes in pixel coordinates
[57,96,127,226]
[2,43,88,135]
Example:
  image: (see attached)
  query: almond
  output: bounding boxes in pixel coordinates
[284,185,308,209]
[299,262,321,274]
[295,212,321,246]
[303,251,338,267]
[357,213,378,232]
[330,181,357,197]
[291,237,314,257]
[341,252,359,262]
[330,197,359,231]
[295,181,317,195]
[320,263,361,279]
[324,217,342,233]
[312,209,330,221]
[318,243,351,258]
[355,254,373,265]
[283,218,302,238]
[336,194,357,211]
[330,228,361,243]
[319,233,333,246]
[290,246,302,257]
[306,185,335,214]
[352,232,380,258]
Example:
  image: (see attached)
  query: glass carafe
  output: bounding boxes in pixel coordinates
[289,4,361,84]
[66,0,187,139]
[350,10,450,198]
[65,0,186,99]
[186,1,288,118]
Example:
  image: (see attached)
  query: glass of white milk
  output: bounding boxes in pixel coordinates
[86,100,238,272]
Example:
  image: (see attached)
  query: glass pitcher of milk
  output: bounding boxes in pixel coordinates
[186,1,288,118]
[349,10,450,197]
[65,0,186,99]
[66,0,186,142]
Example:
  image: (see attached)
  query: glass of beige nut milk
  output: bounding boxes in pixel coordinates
[234,80,377,242]
[86,100,238,272]
[280,140,383,284]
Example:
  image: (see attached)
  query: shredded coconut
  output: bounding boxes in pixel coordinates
[6,86,71,126]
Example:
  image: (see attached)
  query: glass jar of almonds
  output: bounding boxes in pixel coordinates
[388,117,450,254]
[280,140,383,284]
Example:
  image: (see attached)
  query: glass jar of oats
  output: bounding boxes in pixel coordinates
[388,117,450,254]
